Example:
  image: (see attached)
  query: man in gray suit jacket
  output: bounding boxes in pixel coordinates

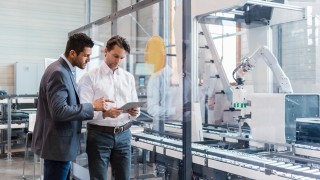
[31,33,110,180]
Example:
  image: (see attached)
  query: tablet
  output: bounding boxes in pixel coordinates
[120,102,146,112]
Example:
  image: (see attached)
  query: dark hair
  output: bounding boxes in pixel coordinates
[106,35,130,53]
[64,33,94,57]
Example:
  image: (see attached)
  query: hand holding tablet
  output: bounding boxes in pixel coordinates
[120,102,146,112]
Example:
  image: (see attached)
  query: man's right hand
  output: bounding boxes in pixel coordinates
[93,97,114,111]
[103,108,122,118]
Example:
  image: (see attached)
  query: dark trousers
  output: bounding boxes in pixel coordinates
[44,159,71,180]
[87,129,132,180]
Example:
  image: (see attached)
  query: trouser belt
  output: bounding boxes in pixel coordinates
[87,122,132,134]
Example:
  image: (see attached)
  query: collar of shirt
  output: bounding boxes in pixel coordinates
[101,61,120,76]
[61,54,76,74]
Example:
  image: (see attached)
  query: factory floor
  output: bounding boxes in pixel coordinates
[0,145,160,180]
[0,145,41,180]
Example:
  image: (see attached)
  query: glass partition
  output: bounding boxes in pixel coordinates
[69,0,320,179]
[272,17,320,93]
[70,1,185,179]
[193,1,320,179]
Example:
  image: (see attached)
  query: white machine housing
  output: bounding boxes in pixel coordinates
[245,93,288,148]
[245,93,320,149]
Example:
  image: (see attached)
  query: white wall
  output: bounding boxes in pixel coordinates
[0,0,111,94]
[280,1,320,93]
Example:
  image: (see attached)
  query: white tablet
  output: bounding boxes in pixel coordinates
[120,102,146,112]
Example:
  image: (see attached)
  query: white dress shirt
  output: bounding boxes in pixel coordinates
[61,54,76,74]
[78,62,139,127]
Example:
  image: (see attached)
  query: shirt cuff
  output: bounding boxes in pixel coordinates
[128,113,138,120]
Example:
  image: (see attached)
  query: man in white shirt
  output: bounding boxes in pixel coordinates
[78,35,139,180]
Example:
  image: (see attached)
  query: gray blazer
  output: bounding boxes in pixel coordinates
[31,58,94,161]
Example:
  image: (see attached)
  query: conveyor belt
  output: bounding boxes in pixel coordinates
[132,132,320,179]
[164,122,320,159]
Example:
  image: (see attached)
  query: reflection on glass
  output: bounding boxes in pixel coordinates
[67,1,320,180]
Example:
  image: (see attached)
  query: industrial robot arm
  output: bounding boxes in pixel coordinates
[233,46,293,93]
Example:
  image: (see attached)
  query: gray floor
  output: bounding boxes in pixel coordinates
[0,146,160,180]
[0,146,41,180]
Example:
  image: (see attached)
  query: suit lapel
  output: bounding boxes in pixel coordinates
[58,58,80,100]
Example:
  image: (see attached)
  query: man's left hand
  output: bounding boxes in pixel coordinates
[127,108,138,116]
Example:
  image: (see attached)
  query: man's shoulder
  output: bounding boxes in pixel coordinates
[119,68,134,77]
[87,66,102,77]
[119,68,135,83]
[79,66,102,84]
[45,59,67,75]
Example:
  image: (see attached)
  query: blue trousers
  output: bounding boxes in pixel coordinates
[44,159,70,180]
[86,129,131,180]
